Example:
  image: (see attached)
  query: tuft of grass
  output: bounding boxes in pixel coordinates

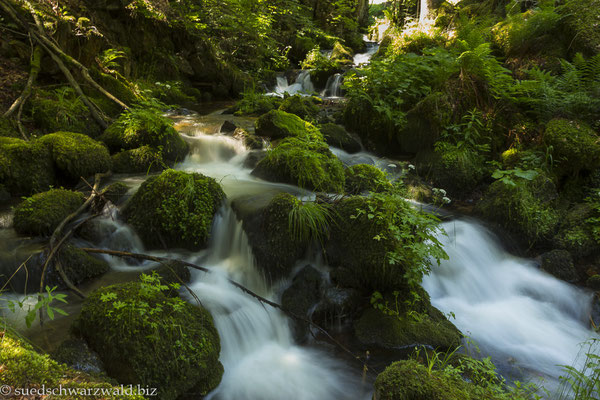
[288,201,333,246]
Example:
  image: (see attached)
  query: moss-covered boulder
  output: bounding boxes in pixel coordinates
[319,123,362,153]
[278,95,321,121]
[100,108,189,163]
[415,144,486,197]
[254,110,323,141]
[58,243,110,285]
[0,137,55,195]
[553,204,598,259]
[13,189,85,236]
[327,195,443,291]
[52,338,105,375]
[252,137,345,192]
[476,175,559,246]
[235,192,307,281]
[123,170,225,250]
[540,249,578,283]
[111,146,165,173]
[544,119,600,176]
[38,132,112,181]
[74,280,223,400]
[330,41,354,66]
[354,303,461,351]
[344,164,392,194]
[0,330,144,399]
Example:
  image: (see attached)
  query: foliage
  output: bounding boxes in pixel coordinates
[13,189,85,236]
[543,119,600,176]
[491,167,538,186]
[124,169,225,250]
[278,94,321,121]
[3,286,68,329]
[301,46,342,86]
[344,164,392,194]
[235,85,282,116]
[29,87,97,135]
[288,200,332,245]
[74,273,223,399]
[252,137,345,192]
[555,340,600,400]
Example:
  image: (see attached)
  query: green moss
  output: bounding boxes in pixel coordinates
[0,329,145,399]
[553,204,597,259]
[355,306,461,351]
[74,281,222,400]
[544,119,600,176]
[102,182,129,204]
[255,110,323,141]
[112,146,165,173]
[319,123,362,153]
[278,95,321,121]
[415,143,487,197]
[0,137,55,196]
[252,137,345,193]
[0,116,18,138]
[13,189,85,236]
[476,175,559,245]
[124,169,225,250]
[58,244,110,285]
[344,164,392,195]
[100,108,189,163]
[560,0,600,55]
[234,91,282,116]
[38,132,112,181]
[330,41,353,66]
[343,97,398,156]
[301,46,342,88]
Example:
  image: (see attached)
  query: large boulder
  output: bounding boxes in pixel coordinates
[124,170,225,250]
[540,249,578,283]
[13,189,85,236]
[100,107,189,163]
[58,243,110,285]
[252,137,345,192]
[278,95,321,121]
[38,132,112,181]
[319,123,362,153]
[0,137,55,196]
[544,119,600,176]
[552,203,598,259]
[74,280,223,400]
[254,110,323,141]
[111,145,165,173]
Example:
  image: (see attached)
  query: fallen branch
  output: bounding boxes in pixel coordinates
[3,42,41,124]
[81,247,379,375]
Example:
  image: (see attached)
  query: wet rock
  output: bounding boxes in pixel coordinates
[320,123,362,153]
[281,265,323,339]
[219,120,238,135]
[312,287,362,329]
[52,338,105,374]
[540,249,578,283]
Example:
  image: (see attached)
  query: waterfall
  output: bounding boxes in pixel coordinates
[321,73,344,98]
[270,70,315,96]
[419,0,430,24]
[188,207,369,400]
[423,220,598,385]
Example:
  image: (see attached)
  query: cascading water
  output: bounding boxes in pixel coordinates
[423,220,598,387]
[187,207,369,400]
[353,42,379,66]
[419,0,430,24]
[270,70,315,96]
[321,73,344,98]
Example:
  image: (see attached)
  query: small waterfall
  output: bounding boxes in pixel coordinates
[321,73,344,98]
[188,207,368,400]
[353,42,379,66]
[271,70,315,96]
[419,0,430,24]
[423,220,597,384]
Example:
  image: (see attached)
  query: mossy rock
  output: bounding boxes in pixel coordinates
[252,137,345,192]
[13,189,85,236]
[343,97,398,156]
[74,281,223,400]
[553,204,598,259]
[0,330,145,399]
[112,146,165,173]
[38,132,112,181]
[123,169,225,250]
[476,175,559,246]
[100,108,189,163]
[52,338,105,375]
[102,182,129,204]
[540,249,578,283]
[281,265,323,340]
[278,95,321,121]
[237,192,307,281]
[233,94,282,116]
[0,137,55,196]
[354,305,461,351]
[319,123,361,153]
[254,110,323,141]
[415,144,486,198]
[152,261,191,286]
[327,195,437,291]
[344,164,392,194]
[58,243,110,285]
[0,116,18,138]
[330,41,354,66]
[544,119,600,176]
[233,128,263,150]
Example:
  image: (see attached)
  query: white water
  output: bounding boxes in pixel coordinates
[423,220,598,384]
[270,70,315,97]
[419,0,430,24]
[353,42,379,66]
[321,73,344,98]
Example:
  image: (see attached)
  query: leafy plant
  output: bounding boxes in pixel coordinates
[492,168,538,186]
[555,339,600,400]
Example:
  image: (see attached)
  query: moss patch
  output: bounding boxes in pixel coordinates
[254,109,323,141]
[38,132,112,181]
[278,95,321,121]
[252,137,345,192]
[0,137,55,196]
[344,164,392,195]
[124,169,225,250]
[112,146,165,173]
[13,189,85,236]
[319,123,362,153]
[58,244,110,285]
[544,119,600,176]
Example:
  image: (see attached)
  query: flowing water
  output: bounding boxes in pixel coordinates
[423,220,598,389]
[321,73,344,98]
[353,42,379,66]
[270,70,315,96]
